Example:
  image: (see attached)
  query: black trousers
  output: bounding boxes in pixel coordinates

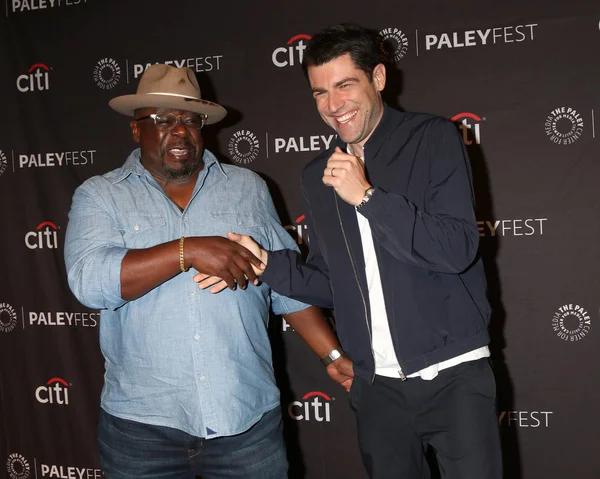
[350,358,502,479]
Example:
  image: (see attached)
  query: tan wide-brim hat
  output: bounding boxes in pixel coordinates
[109,64,227,124]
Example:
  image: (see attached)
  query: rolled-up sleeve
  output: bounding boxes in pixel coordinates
[257,182,310,316]
[64,181,129,310]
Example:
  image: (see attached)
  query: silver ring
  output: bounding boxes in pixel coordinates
[331,168,336,177]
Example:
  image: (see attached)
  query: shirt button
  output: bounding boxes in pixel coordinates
[133,225,140,231]
[190,292,196,297]
[194,334,200,340]
[199,376,206,381]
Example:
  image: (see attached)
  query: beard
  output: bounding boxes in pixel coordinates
[161,159,198,180]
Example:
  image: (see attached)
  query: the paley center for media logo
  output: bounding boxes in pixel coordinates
[94,58,121,90]
[0,150,7,177]
[552,303,591,342]
[6,453,30,479]
[228,130,260,164]
[0,303,18,333]
[379,27,409,63]
[544,106,584,145]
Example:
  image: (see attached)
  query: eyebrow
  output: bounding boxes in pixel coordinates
[311,76,360,94]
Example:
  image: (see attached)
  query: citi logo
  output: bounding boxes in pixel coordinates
[451,112,483,145]
[288,391,333,422]
[17,63,50,92]
[6,452,30,479]
[272,34,311,68]
[284,214,309,245]
[35,377,70,405]
[25,221,59,249]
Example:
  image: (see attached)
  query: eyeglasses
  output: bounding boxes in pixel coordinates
[135,113,207,130]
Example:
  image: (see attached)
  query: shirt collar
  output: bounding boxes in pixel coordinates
[111,148,227,184]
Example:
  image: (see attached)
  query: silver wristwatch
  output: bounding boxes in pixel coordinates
[320,348,344,366]
[357,186,375,209]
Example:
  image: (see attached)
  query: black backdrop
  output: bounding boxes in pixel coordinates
[1,1,599,478]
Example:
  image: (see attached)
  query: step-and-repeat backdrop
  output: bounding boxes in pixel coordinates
[1,1,599,478]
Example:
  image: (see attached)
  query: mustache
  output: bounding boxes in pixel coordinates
[165,141,194,150]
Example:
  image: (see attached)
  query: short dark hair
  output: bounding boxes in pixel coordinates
[301,23,383,79]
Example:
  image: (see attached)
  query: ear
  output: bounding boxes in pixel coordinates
[130,120,140,144]
[372,63,386,92]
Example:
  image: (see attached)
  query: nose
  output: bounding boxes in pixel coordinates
[170,119,190,137]
[327,90,344,114]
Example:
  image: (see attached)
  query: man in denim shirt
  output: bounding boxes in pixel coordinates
[64,64,353,479]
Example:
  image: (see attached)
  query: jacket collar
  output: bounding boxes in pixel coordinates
[334,104,397,161]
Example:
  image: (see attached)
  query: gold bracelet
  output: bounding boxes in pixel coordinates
[179,236,188,272]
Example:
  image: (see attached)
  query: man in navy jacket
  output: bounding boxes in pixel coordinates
[197,23,502,479]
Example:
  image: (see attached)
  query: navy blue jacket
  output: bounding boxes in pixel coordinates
[262,106,491,381]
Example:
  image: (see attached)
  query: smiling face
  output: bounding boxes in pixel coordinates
[131,107,204,181]
[308,53,386,151]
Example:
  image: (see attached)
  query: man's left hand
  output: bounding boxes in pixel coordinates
[326,355,354,392]
[322,146,371,206]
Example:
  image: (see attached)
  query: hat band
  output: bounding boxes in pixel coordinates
[146,92,201,100]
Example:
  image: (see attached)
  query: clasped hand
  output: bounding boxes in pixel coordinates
[193,232,266,293]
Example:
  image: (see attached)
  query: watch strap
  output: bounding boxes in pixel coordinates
[320,348,343,366]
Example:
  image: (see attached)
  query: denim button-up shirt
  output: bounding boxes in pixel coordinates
[64,148,308,438]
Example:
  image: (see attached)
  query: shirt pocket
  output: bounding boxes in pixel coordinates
[118,213,167,248]
[206,212,268,247]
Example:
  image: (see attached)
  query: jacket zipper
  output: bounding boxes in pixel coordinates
[333,190,377,384]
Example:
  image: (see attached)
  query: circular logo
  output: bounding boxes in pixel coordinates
[228,130,260,164]
[379,27,409,63]
[93,58,121,90]
[0,303,17,333]
[0,150,7,177]
[552,304,591,341]
[6,453,30,479]
[544,107,584,145]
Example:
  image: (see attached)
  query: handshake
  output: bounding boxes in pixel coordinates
[193,232,267,293]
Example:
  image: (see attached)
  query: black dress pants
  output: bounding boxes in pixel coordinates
[349,358,502,479]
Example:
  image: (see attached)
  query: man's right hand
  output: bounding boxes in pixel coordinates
[193,232,267,293]
[185,236,265,291]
